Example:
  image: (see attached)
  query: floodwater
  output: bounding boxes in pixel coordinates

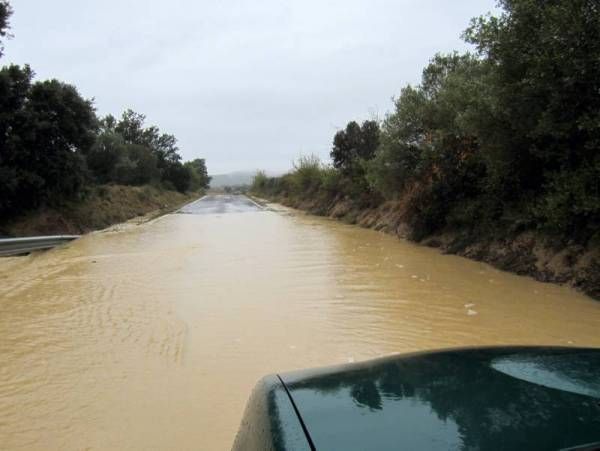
[1,194,599,450]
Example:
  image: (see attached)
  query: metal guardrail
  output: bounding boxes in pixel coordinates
[0,235,79,257]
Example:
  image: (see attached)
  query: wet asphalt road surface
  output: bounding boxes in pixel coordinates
[178,194,263,215]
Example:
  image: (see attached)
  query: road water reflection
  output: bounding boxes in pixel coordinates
[0,195,599,450]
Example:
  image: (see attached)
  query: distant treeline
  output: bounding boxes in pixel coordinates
[0,1,209,219]
[253,0,600,243]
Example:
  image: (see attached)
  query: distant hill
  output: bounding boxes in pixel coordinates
[209,170,284,188]
[209,171,257,188]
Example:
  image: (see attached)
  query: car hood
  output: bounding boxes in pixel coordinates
[279,347,600,451]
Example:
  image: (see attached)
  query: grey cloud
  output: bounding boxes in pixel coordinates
[6,0,497,174]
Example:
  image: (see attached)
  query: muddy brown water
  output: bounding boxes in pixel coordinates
[1,195,599,450]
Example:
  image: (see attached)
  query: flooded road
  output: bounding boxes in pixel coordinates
[1,194,599,450]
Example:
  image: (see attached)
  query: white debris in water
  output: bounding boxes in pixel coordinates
[396,264,404,269]
[419,279,426,282]
[467,309,478,316]
[347,357,355,363]
[464,303,475,308]
[411,275,418,279]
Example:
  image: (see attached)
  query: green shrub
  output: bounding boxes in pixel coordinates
[290,155,323,195]
[536,161,600,238]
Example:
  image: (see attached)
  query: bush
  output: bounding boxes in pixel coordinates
[320,166,343,197]
[251,170,269,194]
[161,161,191,193]
[87,132,125,183]
[290,155,323,195]
[185,159,210,191]
[535,161,600,238]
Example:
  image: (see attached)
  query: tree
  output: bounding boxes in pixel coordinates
[115,109,146,146]
[99,114,117,133]
[365,86,428,198]
[0,64,33,152]
[114,109,183,167]
[329,120,381,201]
[22,79,97,202]
[359,121,380,160]
[463,0,600,234]
[0,65,37,214]
[162,161,191,193]
[331,121,360,172]
[0,67,97,214]
[185,158,211,191]
[464,0,600,186]
[0,0,12,58]
[331,120,380,173]
[87,131,125,183]
[125,144,160,185]
[366,53,492,232]
[147,130,181,166]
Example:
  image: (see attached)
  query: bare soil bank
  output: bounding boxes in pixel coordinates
[256,194,600,300]
[1,185,198,237]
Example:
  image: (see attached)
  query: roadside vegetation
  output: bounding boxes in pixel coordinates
[252,0,600,297]
[1,185,194,237]
[0,1,210,231]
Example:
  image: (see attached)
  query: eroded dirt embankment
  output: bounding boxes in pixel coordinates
[254,194,600,300]
[0,185,199,237]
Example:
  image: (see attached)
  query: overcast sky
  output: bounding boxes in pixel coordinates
[5,0,497,174]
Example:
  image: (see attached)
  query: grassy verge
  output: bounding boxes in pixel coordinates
[0,185,200,237]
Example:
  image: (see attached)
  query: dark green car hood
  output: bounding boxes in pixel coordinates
[234,347,600,450]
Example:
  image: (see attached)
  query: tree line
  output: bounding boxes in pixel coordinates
[253,0,600,243]
[0,1,210,219]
